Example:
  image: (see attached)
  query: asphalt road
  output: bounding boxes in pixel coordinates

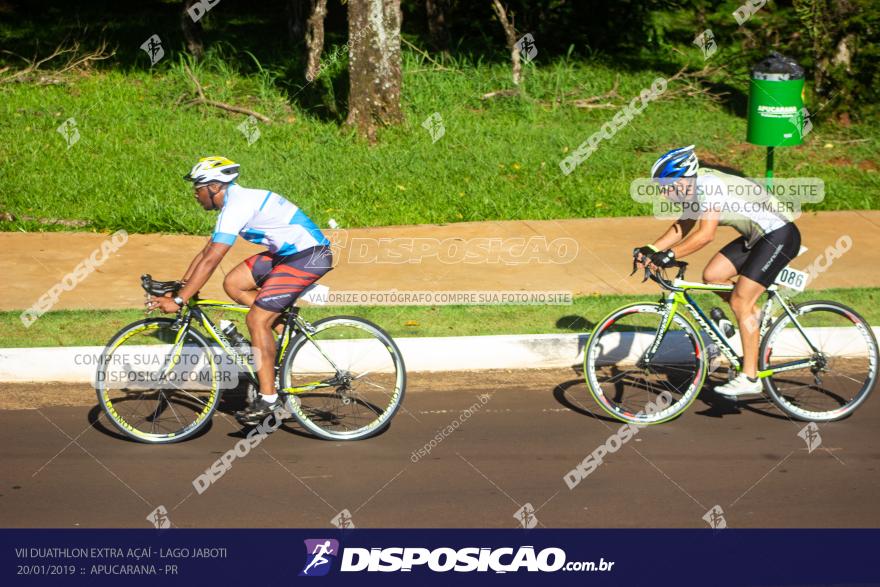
[1,369,878,528]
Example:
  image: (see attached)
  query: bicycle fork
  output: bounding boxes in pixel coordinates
[639,297,679,368]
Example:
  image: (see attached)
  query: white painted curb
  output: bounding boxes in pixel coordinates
[0,328,877,383]
[1,334,586,383]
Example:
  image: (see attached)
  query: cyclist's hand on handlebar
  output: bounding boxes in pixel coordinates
[147,295,181,314]
[632,244,657,267]
[647,249,676,269]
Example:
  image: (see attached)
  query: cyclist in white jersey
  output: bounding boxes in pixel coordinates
[633,146,801,397]
[148,156,332,422]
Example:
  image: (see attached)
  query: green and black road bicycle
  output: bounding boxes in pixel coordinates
[583,261,878,425]
[95,275,406,443]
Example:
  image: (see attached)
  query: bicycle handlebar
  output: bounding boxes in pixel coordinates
[630,258,689,291]
[141,274,183,297]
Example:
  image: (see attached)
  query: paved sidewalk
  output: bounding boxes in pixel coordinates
[2,211,878,311]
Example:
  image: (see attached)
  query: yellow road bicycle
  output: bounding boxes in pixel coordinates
[583,261,878,425]
[95,275,406,443]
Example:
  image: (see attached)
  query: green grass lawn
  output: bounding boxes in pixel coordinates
[1,49,877,234]
[2,288,877,347]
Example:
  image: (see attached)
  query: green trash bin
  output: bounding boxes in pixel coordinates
[747,52,806,147]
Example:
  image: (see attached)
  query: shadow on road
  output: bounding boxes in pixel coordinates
[552,377,622,424]
[553,369,796,423]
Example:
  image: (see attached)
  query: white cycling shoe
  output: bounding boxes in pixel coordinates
[715,373,763,397]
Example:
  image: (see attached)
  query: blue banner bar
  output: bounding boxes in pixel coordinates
[2,529,877,586]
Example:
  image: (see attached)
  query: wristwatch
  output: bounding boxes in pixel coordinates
[173,295,186,307]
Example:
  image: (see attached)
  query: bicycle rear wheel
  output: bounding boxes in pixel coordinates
[760,301,878,421]
[584,303,707,424]
[96,318,222,443]
[280,316,406,440]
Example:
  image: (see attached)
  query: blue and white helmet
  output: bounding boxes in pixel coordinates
[651,145,699,183]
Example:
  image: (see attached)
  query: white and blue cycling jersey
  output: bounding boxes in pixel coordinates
[211,183,329,255]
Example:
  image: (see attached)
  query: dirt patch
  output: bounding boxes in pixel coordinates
[0,383,97,410]
[828,156,854,167]
[2,213,880,311]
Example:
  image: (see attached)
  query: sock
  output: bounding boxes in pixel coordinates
[746,376,758,383]
[262,393,279,404]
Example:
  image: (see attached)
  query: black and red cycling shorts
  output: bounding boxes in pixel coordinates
[245,245,332,313]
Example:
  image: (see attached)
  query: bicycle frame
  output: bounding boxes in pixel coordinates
[163,299,344,396]
[645,272,821,379]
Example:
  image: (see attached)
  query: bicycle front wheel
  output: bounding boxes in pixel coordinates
[584,303,708,424]
[280,316,406,440]
[96,318,222,443]
[760,301,878,421]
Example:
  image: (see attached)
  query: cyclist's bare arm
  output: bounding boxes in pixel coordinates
[651,218,697,251]
[176,242,231,302]
[180,237,214,283]
[636,218,696,267]
[670,212,719,259]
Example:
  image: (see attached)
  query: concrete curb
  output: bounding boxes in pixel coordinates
[0,334,588,383]
[1,327,878,383]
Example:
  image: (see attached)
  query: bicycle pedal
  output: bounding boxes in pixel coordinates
[234,413,257,426]
[235,413,273,427]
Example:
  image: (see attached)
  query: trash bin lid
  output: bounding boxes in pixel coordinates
[751,51,805,81]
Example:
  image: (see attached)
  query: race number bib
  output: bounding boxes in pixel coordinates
[775,266,808,292]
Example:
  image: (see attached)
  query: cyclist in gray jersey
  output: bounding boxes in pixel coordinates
[695,167,794,247]
[633,146,801,398]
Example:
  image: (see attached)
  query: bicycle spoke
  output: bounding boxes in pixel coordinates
[598,368,640,386]
[762,303,877,421]
[586,303,703,423]
[97,321,220,443]
[284,318,404,439]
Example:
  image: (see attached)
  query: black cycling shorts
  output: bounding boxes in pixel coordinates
[245,245,333,313]
[719,223,801,288]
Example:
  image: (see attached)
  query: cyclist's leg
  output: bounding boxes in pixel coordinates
[731,224,801,377]
[247,246,334,394]
[225,252,291,333]
[224,252,272,306]
[729,276,766,377]
[246,305,281,396]
[704,237,747,303]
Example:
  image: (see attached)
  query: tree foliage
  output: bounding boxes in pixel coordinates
[0,0,876,115]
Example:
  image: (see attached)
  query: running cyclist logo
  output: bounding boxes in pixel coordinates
[300,539,340,577]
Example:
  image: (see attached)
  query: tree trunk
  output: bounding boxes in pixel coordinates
[304,0,329,81]
[490,0,521,86]
[425,0,450,52]
[286,0,306,44]
[346,0,403,141]
[181,0,204,60]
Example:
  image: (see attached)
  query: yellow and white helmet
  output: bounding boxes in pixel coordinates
[183,156,240,185]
